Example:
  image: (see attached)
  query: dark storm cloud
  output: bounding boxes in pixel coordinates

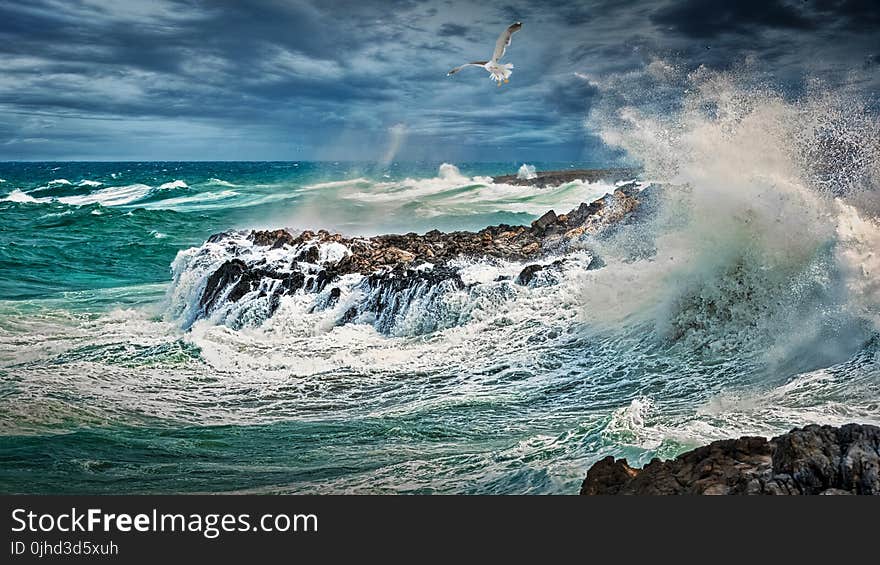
[651,0,880,38]
[0,0,875,160]
[811,0,880,30]
[651,0,814,38]
[438,23,470,37]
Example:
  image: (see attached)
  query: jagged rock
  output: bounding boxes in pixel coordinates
[580,423,880,495]
[515,259,566,286]
[200,259,248,312]
[531,210,557,231]
[297,244,320,263]
[250,229,296,247]
[516,264,545,286]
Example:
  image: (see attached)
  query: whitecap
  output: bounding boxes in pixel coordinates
[157,180,189,190]
[207,178,237,187]
[1,189,38,203]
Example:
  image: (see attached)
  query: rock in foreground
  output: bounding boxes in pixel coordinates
[580,423,880,495]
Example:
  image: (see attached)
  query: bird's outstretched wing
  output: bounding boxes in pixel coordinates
[492,22,522,62]
[447,61,488,75]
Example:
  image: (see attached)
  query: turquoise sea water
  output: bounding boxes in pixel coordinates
[1,160,878,494]
[0,162,552,300]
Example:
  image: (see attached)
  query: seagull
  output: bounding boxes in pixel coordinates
[447,22,522,87]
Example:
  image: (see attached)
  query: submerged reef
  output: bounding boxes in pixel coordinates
[580,423,880,495]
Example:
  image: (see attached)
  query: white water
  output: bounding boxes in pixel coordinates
[582,65,880,361]
[1,189,38,203]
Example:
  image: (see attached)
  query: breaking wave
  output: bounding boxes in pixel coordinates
[1,189,37,203]
[579,64,880,375]
[157,180,189,190]
[208,178,238,187]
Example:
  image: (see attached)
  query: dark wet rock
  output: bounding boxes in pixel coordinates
[297,244,320,263]
[188,170,646,330]
[531,210,557,232]
[492,168,639,187]
[328,287,341,301]
[340,305,359,324]
[206,232,229,244]
[200,259,248,312]
[586,255,606,270]
[516,264,545,286]
[250,228,296,248]
[580,423,880,495]
[515,259,566,286]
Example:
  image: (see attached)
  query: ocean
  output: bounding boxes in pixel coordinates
[2,82,879,494]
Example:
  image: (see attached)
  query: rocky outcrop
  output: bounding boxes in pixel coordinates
[580,423,880,495]
[492,168,638,187]
[178,174,645,331]
[233,182,639,276]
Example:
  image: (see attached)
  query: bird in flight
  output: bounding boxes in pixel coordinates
[447,22,522,87]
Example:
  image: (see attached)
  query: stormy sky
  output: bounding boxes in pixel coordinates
[0,0,877,161]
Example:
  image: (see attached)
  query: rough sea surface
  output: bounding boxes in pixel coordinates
[2,74,879,493]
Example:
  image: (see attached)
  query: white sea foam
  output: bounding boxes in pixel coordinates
[157,180,189,190]
[318,242,350,263]
[1,189,38,203]
[208,178,238,187]
[578,64,880,370]
[77,179,103,188]
[58,184,153,207]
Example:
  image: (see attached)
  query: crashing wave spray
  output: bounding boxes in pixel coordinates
[580,62,880,373]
